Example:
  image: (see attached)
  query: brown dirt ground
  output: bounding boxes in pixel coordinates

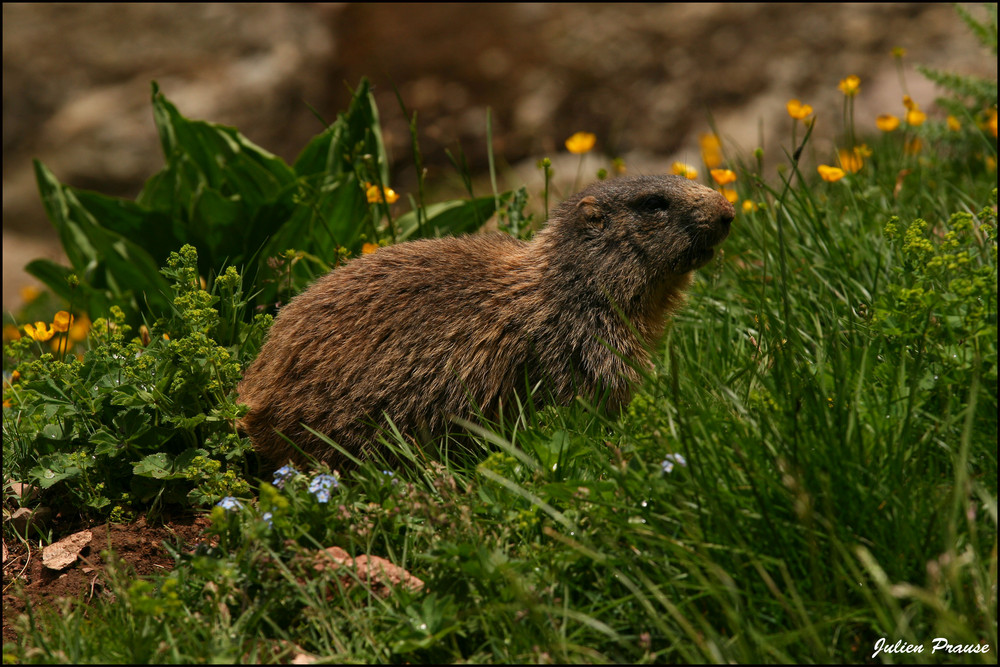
[2,512,211,645]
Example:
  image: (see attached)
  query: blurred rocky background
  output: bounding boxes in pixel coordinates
[3,3,996,312]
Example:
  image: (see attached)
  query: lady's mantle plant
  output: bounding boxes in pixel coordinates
[3,245,269,518]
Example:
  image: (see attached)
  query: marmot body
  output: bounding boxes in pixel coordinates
[238,175,734,467]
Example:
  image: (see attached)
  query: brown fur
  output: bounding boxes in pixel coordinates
[238,175,734,467]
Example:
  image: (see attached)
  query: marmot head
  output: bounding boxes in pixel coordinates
[542,175,735,292]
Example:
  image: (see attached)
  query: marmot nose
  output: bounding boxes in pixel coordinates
[707,192,734,245]
[717,195,735,227]
[705,192,734,241]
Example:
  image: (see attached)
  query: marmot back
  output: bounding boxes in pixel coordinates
[238,175,734,467]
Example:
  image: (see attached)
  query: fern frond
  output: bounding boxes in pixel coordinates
[954,2,997,55]
[917,66,998,107]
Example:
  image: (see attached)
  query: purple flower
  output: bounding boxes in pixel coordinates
[217,496,243,511]
[272,465,298,489]
[308,474,339,503]
[661,453,687,474]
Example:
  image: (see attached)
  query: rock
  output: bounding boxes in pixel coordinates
[41,529,92,571]
[3,3,995,313]
[6,481,40,506]
[5,506,53,538]
[313,546,424,597]
[2,3,340,310]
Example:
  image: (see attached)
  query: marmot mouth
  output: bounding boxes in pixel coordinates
[688,246,716,270]
[686,223,729,270]
[669,245,716,274]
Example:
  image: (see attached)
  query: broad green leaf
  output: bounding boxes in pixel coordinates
[294,116,349,178]
[294,78,388,184]
[150,81,295,206]
[133,452,172,478]
[112,408,152,441]
[75,190,177,267]
[30,464,81,489]
[394,192,513,242]
[34,160,101,272]
[90,429,123,458]
[24,259,112,316]
[263,176,368,259]
[32,160,174,315]
[133,448,208,480]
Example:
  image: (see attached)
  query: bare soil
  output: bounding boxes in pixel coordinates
[2,512,211,645]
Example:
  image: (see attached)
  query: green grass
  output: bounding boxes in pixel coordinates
[8,144,996,664]
[4,13,997,662]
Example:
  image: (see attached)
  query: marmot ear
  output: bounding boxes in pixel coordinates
[577,196,603,227]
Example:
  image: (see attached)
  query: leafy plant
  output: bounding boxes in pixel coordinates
[4,246,263,516]
[26,79,513,325]
[4,5,997,662]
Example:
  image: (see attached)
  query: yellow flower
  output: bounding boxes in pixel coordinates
[718,188,738,204]
[987,109,997,138]
[10,370,19,382]
[946,115,961,131]
[3,325,21,342]
[564,132,597,154]
[20,285,40,304]
[699,133,723,169]
[902,95,917,111]
[854,144,872,158]
[52,311,74,333]
[366,184,399,205]
[876,114,900,132]
[612,157,627,174]
[786,99,814,120]
[24,322,55,342]
[69,314,91,342]
[742,200,759,213]
[891,46,906,59]
[817,165,846,182]
[987,156,997,172]
[904,137,923,155]
[838,149,863,173]
[838,75,861,97]
[710,169,737,186]
[905,108,927,126]
[361,243,379,254]
[671,162,698,180]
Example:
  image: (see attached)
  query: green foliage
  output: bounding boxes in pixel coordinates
[878,200,997,374]
[917,4,997,146]
[3,246,262,516]
[4,8,997,661]
[26,79,514,325]
[956,2,998,55]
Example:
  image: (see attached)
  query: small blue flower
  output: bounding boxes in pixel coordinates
[308,474,339,503]
[261,511,273,528]
[216,496,243,511]
[661,453,688,475]
[382,469,399,485]
[272,465,298,489]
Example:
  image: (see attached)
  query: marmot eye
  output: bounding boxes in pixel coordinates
[636,195,670,213]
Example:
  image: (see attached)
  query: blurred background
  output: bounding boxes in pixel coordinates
[3,3,996,313]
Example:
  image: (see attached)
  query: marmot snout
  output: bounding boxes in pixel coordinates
[238,174,734,467]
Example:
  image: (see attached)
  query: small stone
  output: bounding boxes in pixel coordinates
[42,529,93,571]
